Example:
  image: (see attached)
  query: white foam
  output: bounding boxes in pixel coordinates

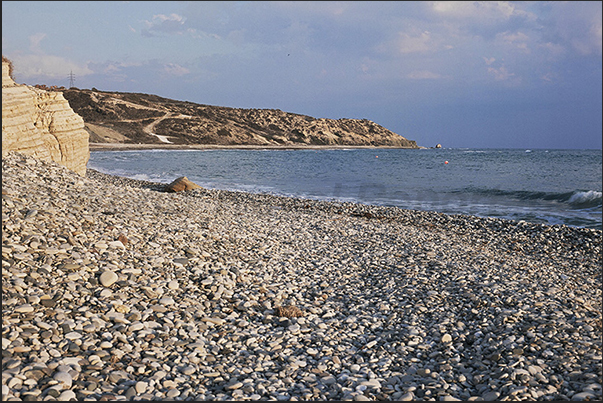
[568,190,602,205]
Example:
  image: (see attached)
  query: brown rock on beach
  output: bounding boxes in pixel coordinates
[165,176,202,192]
[118,234,129,245]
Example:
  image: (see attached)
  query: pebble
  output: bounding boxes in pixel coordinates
[483,391,501,401]
[572,391,600,401]
[58,390,77,401]
[398,392,415,401]
[166,389,180,398]
[135,381,147,394]
[99,270,118,287]
[180,365,196,375]
[14,304,34,313]
[53,371,72,389]
[1,151,601,402]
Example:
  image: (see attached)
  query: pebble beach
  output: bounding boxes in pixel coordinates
[2,151,601,401]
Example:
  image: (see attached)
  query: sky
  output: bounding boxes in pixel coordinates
[2,1,602,149]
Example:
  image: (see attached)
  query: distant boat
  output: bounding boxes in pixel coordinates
[525,149,532,153]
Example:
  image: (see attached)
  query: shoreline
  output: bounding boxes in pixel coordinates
[88,145,602,231]
[2,151,601,401]
[89,142,426,151]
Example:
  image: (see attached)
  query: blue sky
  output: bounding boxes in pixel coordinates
[2,1,602,149]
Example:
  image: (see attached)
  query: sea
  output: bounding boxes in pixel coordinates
[88,148,602,230]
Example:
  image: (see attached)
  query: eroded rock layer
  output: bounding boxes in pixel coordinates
[2,59,89,175]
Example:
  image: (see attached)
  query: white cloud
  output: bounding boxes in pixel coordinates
[154,13,185,24]
[163,63,190,77]
[546,2,602,56]
[398,31,432,54]
[487,65,514,81]
[186,28,221,41]
[483,57,517,82]
[428,1,538,45]
[272,1,349,18]
[539,42,565,59]
[498,31,530,53]
[572,22,603,55]
[500,31,528,43]
[102,61,142,75]
[406,70,443,80]
[431,1,516,20]
[10,54,93,80]
[142,13,186,37]
[483,57,496,66]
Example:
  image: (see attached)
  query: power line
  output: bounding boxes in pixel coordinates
[68,70,75,88]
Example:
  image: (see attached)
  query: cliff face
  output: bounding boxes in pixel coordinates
[2,59,89,175]
[63,89,418,148]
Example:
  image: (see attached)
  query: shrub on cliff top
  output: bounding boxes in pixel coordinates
[2,55,15,80]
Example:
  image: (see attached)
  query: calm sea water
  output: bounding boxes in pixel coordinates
[88,148,602,229]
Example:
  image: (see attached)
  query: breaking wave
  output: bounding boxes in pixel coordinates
[465,188,602,209]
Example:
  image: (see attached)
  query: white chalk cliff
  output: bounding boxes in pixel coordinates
[2,58,89,176]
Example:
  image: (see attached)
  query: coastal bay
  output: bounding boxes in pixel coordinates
[2,151,601,401]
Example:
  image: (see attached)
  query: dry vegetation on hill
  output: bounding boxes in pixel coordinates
[62,88,418,148]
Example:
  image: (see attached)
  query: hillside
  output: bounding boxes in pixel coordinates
[62,89,418,148]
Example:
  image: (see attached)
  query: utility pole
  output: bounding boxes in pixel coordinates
[68,70,75,88]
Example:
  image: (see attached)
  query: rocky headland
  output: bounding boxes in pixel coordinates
[61,88,418,149]
[3,53,418,161]
[1,57,89,176]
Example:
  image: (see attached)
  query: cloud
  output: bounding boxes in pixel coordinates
[100,61,142,74]
[497,31,530,53]
[431,1,516,20]
[406,70,444,80]
[590,22,603,54]
[487,65,514,81]
[541,72,556,82]
[9,54,93,80]
[572,22,602,55]
[141,13,186,37]
[398,31,433,54]
[483,57,496,66]
[482,57,517,82]
[429,1,537,41]
[544,2,602,56]
[539,42,565,59]
[163,63,190,77]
